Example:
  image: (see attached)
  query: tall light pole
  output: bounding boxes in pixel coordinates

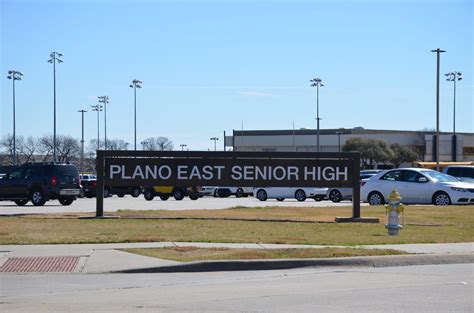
[445,71,462,135]
[91,104,103,151]
[310,77,324,152]
[48,51,63,162]
[78,110,87,174]
[129,79,143,150]
[431,48,446,171]
[7,70,23,165]
[445,71,462,161]
[98,96,109,150]
[180,144,187,151]
[210,137,219,151]
[335,129,344,152]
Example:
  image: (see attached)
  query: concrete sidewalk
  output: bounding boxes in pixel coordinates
[0,242,472,274]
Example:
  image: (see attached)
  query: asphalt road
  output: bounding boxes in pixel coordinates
[0,195,360,215]
[1,264,472,313]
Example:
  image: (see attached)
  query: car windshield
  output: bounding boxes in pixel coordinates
[424,171,459,183]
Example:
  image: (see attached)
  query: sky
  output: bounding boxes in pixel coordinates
[1,0,473,151]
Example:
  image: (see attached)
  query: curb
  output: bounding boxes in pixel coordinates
[113,253,474,274]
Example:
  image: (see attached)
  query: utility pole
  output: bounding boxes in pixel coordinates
[48,52,63,162]
[7,70,23,165]
[129,79,143,150]
[78,110,87,174]
[210,137,219,151]
[431,48,446,171]
[98,96,109,150]
[310,77,324,152]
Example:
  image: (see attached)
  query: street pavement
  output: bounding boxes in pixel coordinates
[0,195,361,215]
[1,264,472,313]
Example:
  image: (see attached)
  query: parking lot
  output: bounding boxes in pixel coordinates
[0,195,359,215]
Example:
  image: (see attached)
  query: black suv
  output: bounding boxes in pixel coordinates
[0,162,81,206]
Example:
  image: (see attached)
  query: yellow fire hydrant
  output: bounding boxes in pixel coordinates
[385,189,404,236]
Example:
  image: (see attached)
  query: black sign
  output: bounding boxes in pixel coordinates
[104,158,353,187]
[95,151,361,218]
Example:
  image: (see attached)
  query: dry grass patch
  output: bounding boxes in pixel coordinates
[122,246,408,262]
[0,205,472,245]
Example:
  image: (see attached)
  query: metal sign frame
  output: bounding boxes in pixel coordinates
[95,150,361,218]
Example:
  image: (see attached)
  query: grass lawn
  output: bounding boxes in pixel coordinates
[0,205,473,245]
[122,247,409,262]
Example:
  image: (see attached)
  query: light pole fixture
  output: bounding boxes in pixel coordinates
[431,48,446,171]
[48,51,63,162]
[310,77,324,152]
[445,71,462,161]
[91,104,103,151]
[140,140,148,150]
[98,96,109,150]
[129,79,143,150]
[445,71,462,135]
[78,110,87,174]
[180,144,187,151]
[335,129,344,152]
[210,137,219,151]
[7,70,23,165]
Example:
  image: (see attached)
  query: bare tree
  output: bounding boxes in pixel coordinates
[107,139,129,150]
[20,136,39,163]
[57,135,80,162]
[142,137,173,151]
[38,135,54,161]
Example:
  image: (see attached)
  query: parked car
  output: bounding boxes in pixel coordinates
[361,168,474,205]
[142,186,203,201]
[215,187,253,198]
[105,186,142,198]
[326,172,381,203]
[0,162,81,206]
[253,187,328,202]
[79,174,97,198]
[443,166,474,183]
[202,186,218,197]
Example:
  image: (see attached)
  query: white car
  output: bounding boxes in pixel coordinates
[202,186,218,197]
[253,187,328,202]
[361,168,474,205]
[327,172,381,202]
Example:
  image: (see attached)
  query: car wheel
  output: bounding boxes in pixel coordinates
[103,188,111,198]
[14,199,28,206]
[328,189,342,203]
[143,189,155,201]
[159,195,170,201]
[295,189,306,202]
[235,188,244,198]
[368,191,384,205]
[432,191,451,206]
[131,187,141,198]
[30,189,46,206]
[256,189,267,201]
[59,197,74,206]
[117,194,125,198]
[189,195,199,200]
[276,198,285,201]
[174,189,185,201]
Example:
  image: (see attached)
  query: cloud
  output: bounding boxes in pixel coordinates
[238,91,274,97]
